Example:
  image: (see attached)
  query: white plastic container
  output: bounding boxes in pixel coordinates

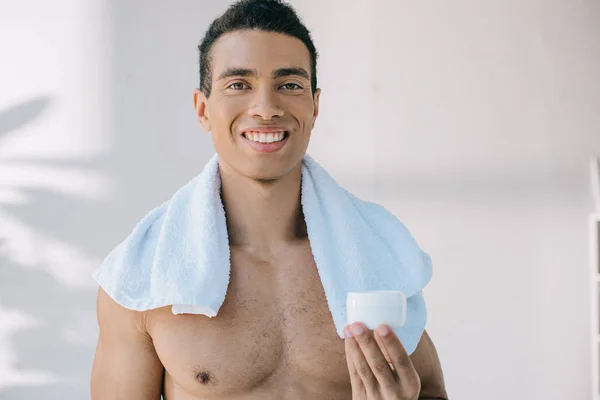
[346,291,407,330]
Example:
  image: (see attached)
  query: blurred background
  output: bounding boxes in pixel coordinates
[1,0,599,399]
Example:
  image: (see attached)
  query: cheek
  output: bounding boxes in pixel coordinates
[285,98,315,127]
[209,97,246,130]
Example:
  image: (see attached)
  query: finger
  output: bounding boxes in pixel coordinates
[375,324,421,394]
[350,323,396,388]
[344,326,365,395]
[373,333,393,366]
[345,324,378,394]
[374,333,398,377]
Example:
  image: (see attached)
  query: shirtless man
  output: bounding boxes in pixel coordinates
[91,1,448,399]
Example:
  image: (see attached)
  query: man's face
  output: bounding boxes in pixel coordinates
[194,30,320,181]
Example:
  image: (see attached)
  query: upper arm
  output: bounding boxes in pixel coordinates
[410,330,448,399]
[91,287,164,400]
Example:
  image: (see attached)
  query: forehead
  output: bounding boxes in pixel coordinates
[210,30,311,78]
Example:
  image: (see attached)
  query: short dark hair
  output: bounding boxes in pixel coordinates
[198,0,318,97]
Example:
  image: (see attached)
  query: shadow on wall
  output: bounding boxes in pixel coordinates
[0,97,98,399]
[0,260,94,399]
[0,3,213,398]
[0,98,51,135]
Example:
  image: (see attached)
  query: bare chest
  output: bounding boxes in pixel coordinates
[148,243,350,399]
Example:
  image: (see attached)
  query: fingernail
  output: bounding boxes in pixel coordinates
[351,324,364,336]
[376,325,390,337]
[344,326,353,338]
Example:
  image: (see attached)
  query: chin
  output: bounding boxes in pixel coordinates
[245,159,301,182]
[246,167,288,182]
[217,147,304,182]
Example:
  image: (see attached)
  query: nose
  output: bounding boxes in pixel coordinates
[247,87,284,120]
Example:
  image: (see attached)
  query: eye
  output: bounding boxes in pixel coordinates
[280,83,302,90]
[227,82,249,90]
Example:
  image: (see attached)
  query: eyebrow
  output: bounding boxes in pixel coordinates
[217,67,310,81]
[217,68,256,80]
[272,67,310,80]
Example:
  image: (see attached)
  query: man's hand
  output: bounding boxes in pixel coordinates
[344,322,421,400]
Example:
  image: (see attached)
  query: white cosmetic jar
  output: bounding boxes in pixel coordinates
[346,291,407,330]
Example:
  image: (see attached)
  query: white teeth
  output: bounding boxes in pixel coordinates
[245,131,286,143]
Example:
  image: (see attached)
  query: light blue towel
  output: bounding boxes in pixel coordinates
[93,154,432,354]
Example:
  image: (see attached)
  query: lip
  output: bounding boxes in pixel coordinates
[241,129,290,153]
[240,126,289,134]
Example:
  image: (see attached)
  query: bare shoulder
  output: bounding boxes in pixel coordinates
[410,329,448,398]
[96,287,148,334]
[92,287,164,399]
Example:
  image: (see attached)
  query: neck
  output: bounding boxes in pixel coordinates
[218,160,307,255]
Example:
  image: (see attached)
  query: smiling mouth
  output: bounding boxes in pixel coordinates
[242,131,289,144]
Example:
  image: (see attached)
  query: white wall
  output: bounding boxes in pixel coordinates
[0,1,113,398]
[1,1,598,399]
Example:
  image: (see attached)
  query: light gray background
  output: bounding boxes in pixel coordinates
[1,0,599,399]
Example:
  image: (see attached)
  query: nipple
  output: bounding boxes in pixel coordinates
[196,371,212,385]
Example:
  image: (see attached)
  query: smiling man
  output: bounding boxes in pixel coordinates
[91,1,448,399]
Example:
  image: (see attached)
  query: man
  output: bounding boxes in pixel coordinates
[91,0,448,399]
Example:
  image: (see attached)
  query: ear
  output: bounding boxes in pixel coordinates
[193,88,211,132]
[311,88,321,129]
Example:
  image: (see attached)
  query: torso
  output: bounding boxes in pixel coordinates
[146,239,352,399]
